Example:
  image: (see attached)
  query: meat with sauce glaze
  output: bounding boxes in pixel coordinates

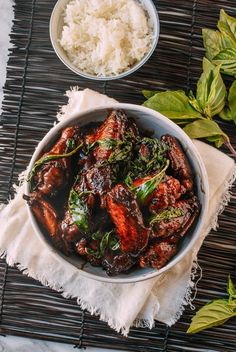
[25,109,200,276]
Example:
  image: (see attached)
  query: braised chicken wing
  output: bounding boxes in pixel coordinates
[102,251,135,276]
[139,236,179,269]
[85,110,138,162]
[149,176,183,213]
[107,184,150,256]
[34,126,82,197]
[84,164,116,207]
[150,197,200,239]
[161,135,193,192]
[23,192,69,253]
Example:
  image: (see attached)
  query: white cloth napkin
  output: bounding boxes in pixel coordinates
[0,88,235,335]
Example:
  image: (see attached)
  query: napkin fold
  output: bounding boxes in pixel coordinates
[0,88,235,335]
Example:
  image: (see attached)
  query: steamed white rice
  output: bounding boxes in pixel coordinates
[60,0,153,77]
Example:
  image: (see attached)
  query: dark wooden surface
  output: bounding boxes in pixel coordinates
[0,0,236,351]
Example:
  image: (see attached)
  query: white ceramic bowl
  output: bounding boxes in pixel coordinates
[49,0,160,80]
[26,104,209,283]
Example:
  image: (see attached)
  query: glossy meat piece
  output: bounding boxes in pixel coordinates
[76,238,102,266]
[139,143,151,160]
[60,209,82,244]
[34,126,81,197]
[106,184,149,256]
[23,193,68,253]
[102,251,135,276]
[149,176,183,213]
[151,197,200,239]
[139,236,179,269]
[84,164,116,207]
[77,152,95,172]
[85,110,138,161]
[161,135,193,191]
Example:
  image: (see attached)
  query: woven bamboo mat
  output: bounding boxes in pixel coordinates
[0,0,236,351]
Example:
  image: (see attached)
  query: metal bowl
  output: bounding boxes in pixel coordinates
[26,104,209,283]
[49,0,160,80]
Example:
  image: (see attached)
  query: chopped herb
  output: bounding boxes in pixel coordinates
[66,138,75,149]
[129,137,168,179]
[150,207,184,225]
[98,138,118,149]
[86,230,120,259]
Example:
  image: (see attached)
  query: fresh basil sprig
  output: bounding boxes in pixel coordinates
[144,58,226,121]
[187,275,236,334]
[203,9,236,77]
[142,58,236,154]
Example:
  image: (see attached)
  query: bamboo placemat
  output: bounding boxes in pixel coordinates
[0,0,236,351]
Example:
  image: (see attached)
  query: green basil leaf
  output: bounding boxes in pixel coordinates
[188,91,203,114]
[212,48,236,76]
[66,138,75,149]
[227,275,236,299]
[87,230,119,258]
[131,161,169,205]
[196,58,226,118]
[202,10,236,77]
[100,231,111,256]
[108,140,133,163]
[99,230,119,255]
[85,247,101,258]
[108,231,120,251]
[68,189,91,234]
[202,28,228,60]
[143,90,203,120]
[218,9,236,45]
[187,299,236,334]
[124,173,133,187]
[228,300,236,309]
[206,135,225,148]
[91,231,104,241]
[219,80,236,122]
[150,207,184,225]
[142,90,159,99]
[183,119,227,139]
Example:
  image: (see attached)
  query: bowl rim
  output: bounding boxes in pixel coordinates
[49,0,160,81]
[26,103,209,284]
